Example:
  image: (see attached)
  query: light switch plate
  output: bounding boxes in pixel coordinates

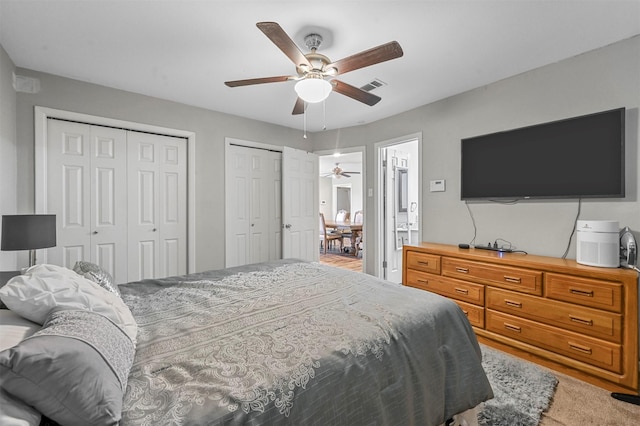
[430,179,446,192]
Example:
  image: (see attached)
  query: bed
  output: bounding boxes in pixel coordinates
[0,259,493,426]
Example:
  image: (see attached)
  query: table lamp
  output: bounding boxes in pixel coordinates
[1,214,56,268]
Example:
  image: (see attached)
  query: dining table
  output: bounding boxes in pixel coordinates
[324,220,363,256]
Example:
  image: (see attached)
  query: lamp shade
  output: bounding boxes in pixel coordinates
[1,214,56,251]
[294,78,332,103]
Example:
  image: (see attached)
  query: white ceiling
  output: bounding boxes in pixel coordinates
[1,1,639,133]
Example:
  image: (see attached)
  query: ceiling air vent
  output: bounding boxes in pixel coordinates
[360,78,386,92]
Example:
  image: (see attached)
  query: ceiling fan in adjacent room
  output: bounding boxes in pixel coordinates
[322,163,361,179]
[224,22,404,115]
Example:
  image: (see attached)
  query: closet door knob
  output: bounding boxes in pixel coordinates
[152,228,157,232]
[92,231,98,234]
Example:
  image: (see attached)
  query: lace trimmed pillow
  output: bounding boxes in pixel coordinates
[73,260,120,297]
[0,309,135,426]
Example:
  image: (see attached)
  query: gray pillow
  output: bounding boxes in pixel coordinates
[73,260,120,297]
[0,309,134,426]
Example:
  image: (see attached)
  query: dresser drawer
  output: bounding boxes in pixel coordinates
[406,270,484,305]
[442,257,542,295]
[486,287,622,343]
[406,251,441,274]
[453,299,485,328]
[486,310,622,373]
[545,273,623,313]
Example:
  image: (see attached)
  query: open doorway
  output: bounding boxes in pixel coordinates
[317,149,365,272]
[376,134,421,283]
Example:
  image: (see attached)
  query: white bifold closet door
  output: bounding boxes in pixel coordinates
[225,144,282,267]
[45,119,186,284]
[127,132,187,281]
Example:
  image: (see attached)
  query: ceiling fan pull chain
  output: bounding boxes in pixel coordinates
[303,103,307,139]
[323,99,327,131]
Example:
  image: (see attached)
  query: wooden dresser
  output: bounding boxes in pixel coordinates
[402,242,639,393]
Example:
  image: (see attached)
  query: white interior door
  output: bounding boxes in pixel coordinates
[90,126,128,282]
[225,144,282,267]
[46,120,92,269]
[282,147,319,262]
[383,148,408,283]
[46,120,127,283]
[157,134,187,278]
[127,131,187,281]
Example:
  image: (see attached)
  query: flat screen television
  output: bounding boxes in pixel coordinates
[460,108,625,200]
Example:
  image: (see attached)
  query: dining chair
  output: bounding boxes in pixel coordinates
[319,213,343,254]
[335,209,350,222]
[340,210,363,254]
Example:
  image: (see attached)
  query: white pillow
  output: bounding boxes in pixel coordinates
[0,264,137,344]
[0,310,40,351]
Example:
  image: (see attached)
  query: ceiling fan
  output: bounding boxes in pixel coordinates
[322,163,361,179]
[224,22,404,115]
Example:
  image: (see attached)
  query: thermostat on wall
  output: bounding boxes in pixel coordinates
[430,179,445,192]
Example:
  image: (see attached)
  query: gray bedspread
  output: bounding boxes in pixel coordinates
[119,259,493,425]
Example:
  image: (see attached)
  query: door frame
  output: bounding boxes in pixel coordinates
[374,132,422,279]
[34,106,197,273]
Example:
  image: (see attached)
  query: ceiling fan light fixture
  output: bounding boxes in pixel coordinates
[295,76,332,103]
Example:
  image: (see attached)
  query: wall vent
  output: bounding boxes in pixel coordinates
[360,78,386,92]
[13,73,41,94]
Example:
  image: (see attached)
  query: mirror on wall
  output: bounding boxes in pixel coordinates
[397,167,408,213]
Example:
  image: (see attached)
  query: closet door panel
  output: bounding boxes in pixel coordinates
[46,120,91,269]
[225,145,251,267]
[90,126,127,283]
[158,136,187,278]
[128,131,187,280]
[128,133,159,281]
[225,145,282,268]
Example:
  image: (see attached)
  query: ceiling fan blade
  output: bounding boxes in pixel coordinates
[332,80,381,106]
[292,97,305,115]
[256,22,313,69]
[341,173,352,178]
[326,41,403,76]
[225,75,293,87]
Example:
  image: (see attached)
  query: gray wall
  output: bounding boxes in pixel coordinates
[9,67,311,272]
[2,36,639,276]
[314,36,640,273]
[0,44,17,269]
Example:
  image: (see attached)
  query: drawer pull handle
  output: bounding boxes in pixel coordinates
[503,276,522,284]
[569,315,593,326]
[455,288,469,295]
[505,299,522,308]
[504,323,521,333]
[455,267,469,274]
[417,279,429,285]
[570,288,594,297]
[569,342,593,355]
[417,261,429,266]
[462,310,469,316]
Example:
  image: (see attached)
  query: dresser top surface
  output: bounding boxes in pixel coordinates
[405,243,638,283]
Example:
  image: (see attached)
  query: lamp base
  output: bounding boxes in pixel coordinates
[28,249,37,268]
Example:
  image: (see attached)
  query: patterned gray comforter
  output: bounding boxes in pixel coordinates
[119,259,493,425]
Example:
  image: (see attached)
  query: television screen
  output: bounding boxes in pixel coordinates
[460,108,625,200]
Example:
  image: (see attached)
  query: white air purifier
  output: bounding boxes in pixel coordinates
[576,220,620,268]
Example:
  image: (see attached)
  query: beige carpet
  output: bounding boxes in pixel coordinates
[540,370,640,425]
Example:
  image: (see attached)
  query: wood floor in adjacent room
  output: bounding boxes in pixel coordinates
[319,249,363,272]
